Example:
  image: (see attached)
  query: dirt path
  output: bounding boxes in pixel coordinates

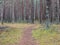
[19,24,39,45]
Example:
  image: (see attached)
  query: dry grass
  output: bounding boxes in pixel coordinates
[0,23,33,45]
[0,28,22,45]
[32,24,60,45]
[0,23,33,28]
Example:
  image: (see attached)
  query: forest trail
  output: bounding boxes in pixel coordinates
[19,24,39,45]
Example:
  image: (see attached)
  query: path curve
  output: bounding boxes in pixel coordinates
[19,24,39,45]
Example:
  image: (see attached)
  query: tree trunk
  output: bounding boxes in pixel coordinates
[0,0,4,24]
[12,0,15,23]
[56,0,59,24]
[31,0,34,23]
[34,0,37,23]
[45,0,50,29]
[37,0,40,23]
[23,0,26,22]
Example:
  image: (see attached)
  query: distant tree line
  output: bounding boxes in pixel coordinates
[0,0,60,24]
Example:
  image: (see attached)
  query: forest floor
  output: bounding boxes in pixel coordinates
[0,23,60,45]
[0,23,35,45]
[19,24,39,45]
[32,24,60,45]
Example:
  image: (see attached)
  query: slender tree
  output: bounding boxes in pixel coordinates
[28,0,32,23]
[19,0,22,22]
[37,0,40,23]
[56,0,59,24]
[34,0,36,23]
[0,0,4,24]
[40,0,43,23]
[31,0,34,23]
[23,0,26,22]
[45,0,50,29]
[12,0,15,23]
[51,0,54,23]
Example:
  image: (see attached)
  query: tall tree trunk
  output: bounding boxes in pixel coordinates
[12,0,15,23]
[23,0,26,22]
[34,0,36,23]
[51,0,55,23]
[19,0,22,22]
[28,0,32,23]
[45,0,50,29]
[31,0,34,23]
[56,0,59,24]
[40,0,43,23]
[0,0,4,24]
[37,0,40,23]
